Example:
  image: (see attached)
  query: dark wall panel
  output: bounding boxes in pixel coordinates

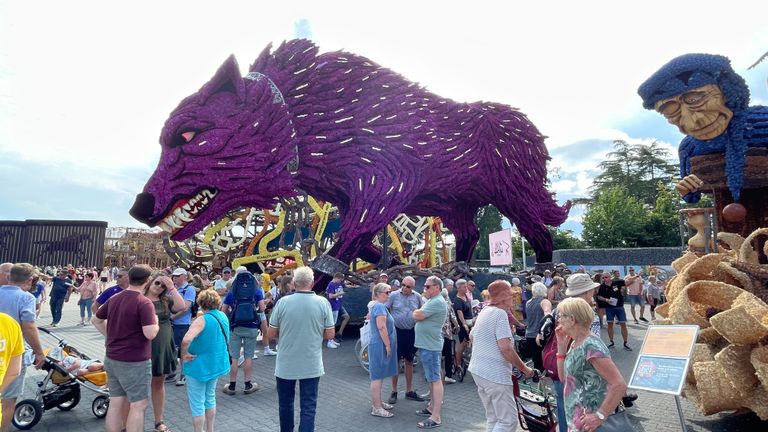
[0,222,27,263]
[0,220,107,267]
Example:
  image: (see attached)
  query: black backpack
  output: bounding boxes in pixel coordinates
[179,285,199,318]
[230,272,258,327]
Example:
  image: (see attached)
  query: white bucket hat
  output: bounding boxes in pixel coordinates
[565,273,599,296]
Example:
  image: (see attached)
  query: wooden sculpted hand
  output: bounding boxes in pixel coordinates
[675,174,704,197]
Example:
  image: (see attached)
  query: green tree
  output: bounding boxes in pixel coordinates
[638,183,682,247]
[581,185,647,248]
[589,140,678,207]
[549,227,585,250]
[472,205,503,262]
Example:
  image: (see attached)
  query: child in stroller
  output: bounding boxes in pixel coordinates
[58,355,104,376]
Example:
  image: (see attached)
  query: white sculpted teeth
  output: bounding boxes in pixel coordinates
[158,189,217,233]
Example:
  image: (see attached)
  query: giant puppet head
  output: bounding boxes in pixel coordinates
[639,53,750,141]
[129,56,300,239]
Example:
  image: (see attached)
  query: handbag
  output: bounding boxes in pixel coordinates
[359,320,371,346]
[596,409,636,432]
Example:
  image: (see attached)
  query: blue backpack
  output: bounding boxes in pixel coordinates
[230,272,259,327]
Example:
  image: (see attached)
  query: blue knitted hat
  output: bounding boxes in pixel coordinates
[638,53,750,111]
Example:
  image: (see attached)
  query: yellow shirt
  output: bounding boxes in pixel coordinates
[0,313,25,422]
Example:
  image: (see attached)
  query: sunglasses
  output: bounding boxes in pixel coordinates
[379,290,391,295]
[403,284,414,288]
[153,281,169,289]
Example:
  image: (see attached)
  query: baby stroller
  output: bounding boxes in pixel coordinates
[512,368,558,432]
[12,328,110,430]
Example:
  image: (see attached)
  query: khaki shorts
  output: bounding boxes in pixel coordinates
[105,357,151,402]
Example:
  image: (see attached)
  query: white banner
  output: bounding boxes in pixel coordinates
[489,229,513,266]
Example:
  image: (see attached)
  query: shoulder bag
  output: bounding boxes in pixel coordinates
[597,408,636,432]
[210,313,232,363]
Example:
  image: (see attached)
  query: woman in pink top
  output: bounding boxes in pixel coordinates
[78,273,99,325]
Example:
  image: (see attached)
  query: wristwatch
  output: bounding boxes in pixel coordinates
[595,410,606,420]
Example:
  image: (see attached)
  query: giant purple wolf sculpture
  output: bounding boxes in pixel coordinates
[130,39,570,275]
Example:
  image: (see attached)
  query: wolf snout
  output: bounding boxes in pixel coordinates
[129,192,157,225]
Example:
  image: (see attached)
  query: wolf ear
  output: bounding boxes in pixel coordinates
[200,55,246,103]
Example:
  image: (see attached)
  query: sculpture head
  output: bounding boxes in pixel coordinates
[638,53,750,140]
[129,56,298,240]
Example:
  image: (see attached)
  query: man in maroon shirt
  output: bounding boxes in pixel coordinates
[93,265,159,432]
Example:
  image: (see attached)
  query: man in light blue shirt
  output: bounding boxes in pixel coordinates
[268,266,335,432]
[170,268,197,386]
[0,263,45,432]
[413,275,448,429]
[384,276,425,404]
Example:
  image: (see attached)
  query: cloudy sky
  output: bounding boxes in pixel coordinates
[1,1,767,237]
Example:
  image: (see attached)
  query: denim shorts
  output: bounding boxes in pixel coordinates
[419,349,441,383]
[229,326,259,358]
[627,295,644,306]
[606,307,627,323]
[1,367,26,399]
[186,375,218,416]
[105,357,151,402]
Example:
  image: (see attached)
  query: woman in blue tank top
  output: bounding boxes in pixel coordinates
[181,289,231,432]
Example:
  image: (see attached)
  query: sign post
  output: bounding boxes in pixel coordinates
[628,325,699,432]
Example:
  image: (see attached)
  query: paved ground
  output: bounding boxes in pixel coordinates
[12,299,768,431]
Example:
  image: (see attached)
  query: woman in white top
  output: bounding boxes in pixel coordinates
[468,280,534,431]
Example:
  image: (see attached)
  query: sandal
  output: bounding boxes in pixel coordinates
[382,402,394,410]
[417,418,441,429]
[416,408,432,417]
[154,421,171,432]
[371,407,394,418]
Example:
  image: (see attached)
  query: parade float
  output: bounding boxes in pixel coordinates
[639,53,768,420]
[129,39,570,287]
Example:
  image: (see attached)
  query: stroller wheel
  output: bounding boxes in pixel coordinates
[12,399,43,430]
[92,395,109,418]
[57,390,81,411]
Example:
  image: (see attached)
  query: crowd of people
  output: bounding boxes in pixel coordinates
[0,260,664,431]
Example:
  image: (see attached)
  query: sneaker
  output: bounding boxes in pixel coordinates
[335,335,343,343]
[327,340,340,349]
[622,393,638,407]
[223,384,236,395]
[444,377,456,384]
[639,317,648,322]
[623,342,632,351]
[263,347,277,356]
[175,376,186,386]
[52,323,59,327]
[252,352,258,359]
[165,373,177,382]
[243,382,259,394]
[387,392,398,405]
[405,391,426,402]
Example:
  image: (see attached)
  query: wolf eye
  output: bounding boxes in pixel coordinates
[170,130,199,148]
[181,131,196,142]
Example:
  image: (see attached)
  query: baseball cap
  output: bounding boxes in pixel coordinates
[171,268,187,276]
[222,267,232,273]
[235,266,248,274]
